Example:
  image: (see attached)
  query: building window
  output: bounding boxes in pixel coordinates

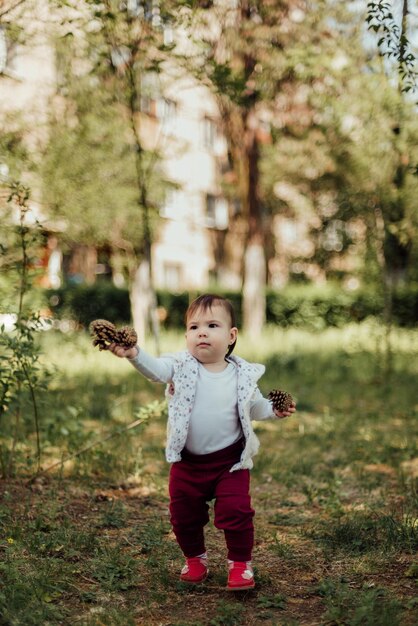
[163,262,182,289]
[139,72,160,115]
[125,0,161,25]
[201,116,217,150]
[160,188,185,220]
[156,97,177,130]
[163,23,174,46]
[126,0,143,16]
[0,28,7,73]
[139,94,155,115]
[110,45,131,70]
[205,194,228,230]
[0,26,19,76]
[206,193,216,224]
[232,198,241,217]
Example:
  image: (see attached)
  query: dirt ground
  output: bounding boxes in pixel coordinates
[1,474,416,626]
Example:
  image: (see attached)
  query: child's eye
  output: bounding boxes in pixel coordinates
[209,323,218,328]
[189,325,197,330]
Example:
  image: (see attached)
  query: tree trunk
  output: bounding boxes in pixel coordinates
[68,245,97,285]
[382,0,413,288]
[241,114,266,336]
[209,4,267,335]
[109,246,127,288]
[243,238,266,335]
[124,60,160,353]
[130,259,160,353]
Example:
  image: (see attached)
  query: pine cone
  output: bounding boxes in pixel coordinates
[90,319,118,351]
[268,389,294,412]
[117,326,138,348]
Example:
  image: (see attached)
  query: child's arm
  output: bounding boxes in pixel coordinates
[250,387,296,421]
[109,343,175,383]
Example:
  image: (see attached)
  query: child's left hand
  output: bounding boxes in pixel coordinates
[273,402,296,419]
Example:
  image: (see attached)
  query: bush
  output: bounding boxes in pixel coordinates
[266,286,385,329]
[45,283,418,329]
[392,285,418,326]
[46,284,131,327]
[155,290,190,328]
[45,286,244,329]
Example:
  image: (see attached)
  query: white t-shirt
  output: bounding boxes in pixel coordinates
[185,362,242,454]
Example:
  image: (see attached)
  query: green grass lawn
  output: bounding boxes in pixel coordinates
[0,322,417,625]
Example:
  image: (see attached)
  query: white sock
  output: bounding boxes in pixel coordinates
[228,559,252,567]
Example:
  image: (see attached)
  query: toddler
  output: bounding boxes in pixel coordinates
[109,293,296,590]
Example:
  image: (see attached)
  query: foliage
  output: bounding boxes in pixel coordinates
[44,282,418,330]
[260,2,418,289]
[322,80,418,286]
[176,0,327,334]
[3,0,418,323]
[0,314,50,475]
[0,113,31,181]
[43,0,186,341]
[41,84,142,249]
[0,182,51,476]
[42,8,163,247]
[367,0,418,93]
[46,283,131,327]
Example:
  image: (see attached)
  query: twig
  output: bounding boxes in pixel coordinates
[21,361,41,471]
[79,575,99,585]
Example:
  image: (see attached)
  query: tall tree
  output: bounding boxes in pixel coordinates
[44,0,178,346]
[258,1,364,285]
[366,0,418,282]
[177,1,303,334]
[365,0,418,340]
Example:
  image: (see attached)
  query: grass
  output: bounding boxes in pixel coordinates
[0,321,417,625]
[314,578,404,626]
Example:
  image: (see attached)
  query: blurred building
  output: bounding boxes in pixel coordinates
[0,0,237,292]
[137,71,231,290]
[0,2,55,143]
[1,1,329,293]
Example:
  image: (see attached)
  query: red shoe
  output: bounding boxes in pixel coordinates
[227,561,255,590]
[180,556,208,583]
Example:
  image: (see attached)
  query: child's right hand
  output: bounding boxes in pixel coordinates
[108,343,138,359]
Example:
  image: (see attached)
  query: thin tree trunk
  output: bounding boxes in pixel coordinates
[242,115,265,335]
[126,61,160,353]
[69,245,97,285]
[130,259,160,353]
[243,238,266,335]
[374,207,393,374]
[131,259,150,346]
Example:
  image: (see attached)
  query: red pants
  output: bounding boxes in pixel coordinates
[169,438,255,562]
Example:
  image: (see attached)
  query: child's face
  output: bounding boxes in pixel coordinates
[185,304,237,367]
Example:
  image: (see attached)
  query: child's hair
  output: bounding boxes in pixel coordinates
[185,293,237,357]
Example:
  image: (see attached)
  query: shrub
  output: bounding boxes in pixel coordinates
[44,283,418,329]
[46,284,131,327]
